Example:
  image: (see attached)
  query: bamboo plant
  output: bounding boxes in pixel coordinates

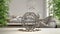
[0,0,10,26]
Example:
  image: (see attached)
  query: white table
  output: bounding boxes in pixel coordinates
[0,28,60,34]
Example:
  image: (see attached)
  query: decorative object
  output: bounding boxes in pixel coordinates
[7,12,57,32]
[21,12,40,31]
[40,16,57,28]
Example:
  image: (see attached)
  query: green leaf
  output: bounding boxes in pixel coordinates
[0,0,10,26]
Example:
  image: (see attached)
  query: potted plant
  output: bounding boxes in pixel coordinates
[0,0,10,27]
[48,0,60,20]
[48,0,60,27]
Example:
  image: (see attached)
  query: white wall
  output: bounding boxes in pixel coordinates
[9,0,47,18]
